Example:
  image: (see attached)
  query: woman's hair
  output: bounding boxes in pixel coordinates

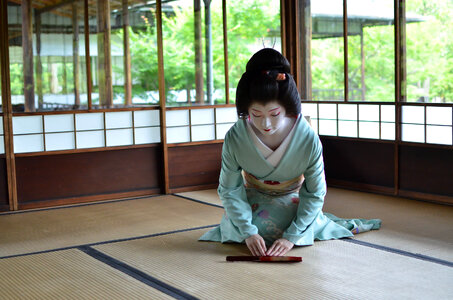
[236,48,301,117]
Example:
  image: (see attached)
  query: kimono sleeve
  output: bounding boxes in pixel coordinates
[282,135,326,244]
[217,133,259,239]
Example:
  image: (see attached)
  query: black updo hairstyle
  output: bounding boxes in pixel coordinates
[236,48,301,118]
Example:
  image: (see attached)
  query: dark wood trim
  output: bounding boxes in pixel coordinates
[36,0,78,14]
[166,104,235,110]
[398,190,453,206]
[167,140,223,148]
[0,205,9,213]
[327,179,395,195]
[156,0,169,194]
[169,183,219,194]
[15,143,160,158]
[17,188,161,211]
[1,0,18,211]
[84,0,93,109]
[343,0,348,101]
[13,106,160,116]
[222,0,230,104]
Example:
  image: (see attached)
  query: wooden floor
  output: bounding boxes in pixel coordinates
[1,188,452,299]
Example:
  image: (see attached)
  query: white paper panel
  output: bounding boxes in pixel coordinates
[402,124,425,143]
[191,109,214,125]
[381,105,395,122]
[0,136,4,154]
[44,114,74,133]
[359,122,380,139]
[192,125,215,142]
[338,104,357,121]
[318,104,337,119]
[135,127,161,144]
[0,116,3,134]
[166,110,189,127]
[216,107,238,123]
[45,132,75,151]
[134,110,160,127]
[381,123,395,140]
[106,129,134,146]
[76,113,104,130]
[76,131,105,149]
[166,126,190,143]
[318,119,337,136]
[216,123,234,140]
[13,116,43,134]
[14,134,44,153]
[301,103,318,119]
[402,106,424,124]
[359,104,379,121]
[426,125,452,145]
[338,120,357,137]
[105,111,133,129]
[426,106,452,126]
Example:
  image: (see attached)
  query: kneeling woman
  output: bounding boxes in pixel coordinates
[200,48,380,256]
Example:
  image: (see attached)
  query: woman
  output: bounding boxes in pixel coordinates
[200,48,380,256]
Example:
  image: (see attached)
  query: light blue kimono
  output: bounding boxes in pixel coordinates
[200,115,381,246]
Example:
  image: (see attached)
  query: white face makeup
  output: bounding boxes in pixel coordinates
[248,101,287,135]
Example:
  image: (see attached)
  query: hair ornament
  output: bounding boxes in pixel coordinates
[262,70,286,81]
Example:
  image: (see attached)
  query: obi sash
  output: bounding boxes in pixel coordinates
[242,170,304,196]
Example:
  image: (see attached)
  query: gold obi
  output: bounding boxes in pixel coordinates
[242,170,304,196]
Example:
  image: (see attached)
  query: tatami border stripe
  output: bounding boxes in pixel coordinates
[173,194,224,209]
[173,193,453,268]
[79,246,199,300]
[342,238,453,268]
[0,224,218,260]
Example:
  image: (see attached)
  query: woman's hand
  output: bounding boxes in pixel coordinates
[266,238,294,256]
[245,234,267,256]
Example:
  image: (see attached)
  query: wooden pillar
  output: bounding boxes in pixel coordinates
[299,0,312,100]
[194,0,204,104]
[122,0,132,106]
[97,0,113,107]
[360,26,366,100]
[22,0,35,112]
[73,3,81,106]
[281,0,301,94]
[204,0,213,104]
[222,0,229,104]
[156,0,169,194]
[1,0,18,210]
[35,12,44,109]
[343,0,348,101]
[84,0,92,109]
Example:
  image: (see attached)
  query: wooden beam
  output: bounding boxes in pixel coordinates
[73,3,80,106]
[97,0,113,107]
[37,0,79,15]
[22,0,35,112]
[156,0,169,194]
[123,0,132,106]
[1,0,18,211]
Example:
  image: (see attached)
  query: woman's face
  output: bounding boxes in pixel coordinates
[248,101,287,135]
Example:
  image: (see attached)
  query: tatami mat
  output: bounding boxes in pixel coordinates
[0,248,172,299]
[178,188,453,262]
[94,228,453,300]
[0,195,222,258]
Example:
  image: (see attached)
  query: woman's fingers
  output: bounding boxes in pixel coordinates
[266,239,294,256]
[245,234,267,256]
